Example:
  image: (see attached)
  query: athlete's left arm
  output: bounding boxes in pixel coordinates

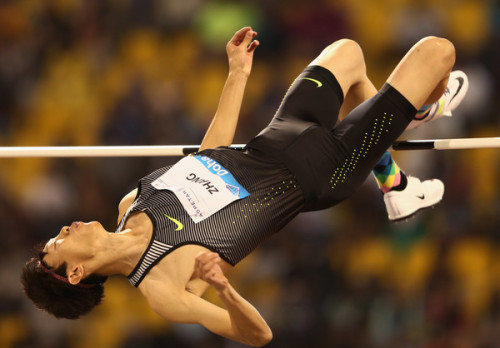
[142,252,272,346]
[199,27,259,151]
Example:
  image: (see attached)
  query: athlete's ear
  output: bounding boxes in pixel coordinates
[68,264,85,285]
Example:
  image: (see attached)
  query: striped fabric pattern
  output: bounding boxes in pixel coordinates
[127,240,173,286]
[117,148,305,287]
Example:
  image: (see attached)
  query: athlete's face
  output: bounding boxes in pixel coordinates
[42,221,105,270]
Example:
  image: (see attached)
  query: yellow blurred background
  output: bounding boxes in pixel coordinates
[0,0,499,347]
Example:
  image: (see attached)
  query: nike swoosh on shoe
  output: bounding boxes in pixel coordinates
[449,76,464,103]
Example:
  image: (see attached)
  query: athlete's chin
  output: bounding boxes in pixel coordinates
[85,221,106,233]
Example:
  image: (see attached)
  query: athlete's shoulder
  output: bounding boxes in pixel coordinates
[117,189,138,223]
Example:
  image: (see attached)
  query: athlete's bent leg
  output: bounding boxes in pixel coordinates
[314,37,455,209]
[312,38,451,221]
[309,39,374,107]
[373,37,455,220]
[386,36,456,110]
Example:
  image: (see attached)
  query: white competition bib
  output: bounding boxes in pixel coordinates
[151,155,249,223]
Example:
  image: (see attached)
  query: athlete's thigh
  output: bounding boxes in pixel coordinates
[327,84,416,196]
[246,65,345,153]
[286,83,417,212]
[270,65,344,130]
[309,38,366,100]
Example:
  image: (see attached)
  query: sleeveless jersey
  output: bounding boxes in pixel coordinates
[117,148,305,287]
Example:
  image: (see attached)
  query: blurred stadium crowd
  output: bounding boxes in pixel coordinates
[0,0,500,347]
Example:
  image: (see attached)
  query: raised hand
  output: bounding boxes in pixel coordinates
[226,26,260,77]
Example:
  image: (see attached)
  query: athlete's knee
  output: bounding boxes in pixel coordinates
[313,39,366,79]
[324,39,365,66]
[416,36,456,71]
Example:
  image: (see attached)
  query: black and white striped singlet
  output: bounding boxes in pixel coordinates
[117,147,305,287]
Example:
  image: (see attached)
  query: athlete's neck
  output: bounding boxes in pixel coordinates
[86,221,151,277]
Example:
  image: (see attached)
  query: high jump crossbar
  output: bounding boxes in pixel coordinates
[0,137,498,158]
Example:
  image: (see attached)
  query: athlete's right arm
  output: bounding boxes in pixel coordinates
[199,27,259,151]
[141,253,272,347]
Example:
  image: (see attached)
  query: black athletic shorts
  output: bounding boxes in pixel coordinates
[246,65,417,211]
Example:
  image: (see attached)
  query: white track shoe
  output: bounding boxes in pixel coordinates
[383,176,445,221]
[407,70,469,130]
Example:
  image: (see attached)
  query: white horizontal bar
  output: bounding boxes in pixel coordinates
[434,137,500,150]
[0,145,247,158]
[390,137,500,151]
[0,137,499,158]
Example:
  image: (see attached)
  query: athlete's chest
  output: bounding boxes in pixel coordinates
[140,244,232,292]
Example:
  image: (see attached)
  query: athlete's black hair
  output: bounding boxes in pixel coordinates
[20,243,108,319]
